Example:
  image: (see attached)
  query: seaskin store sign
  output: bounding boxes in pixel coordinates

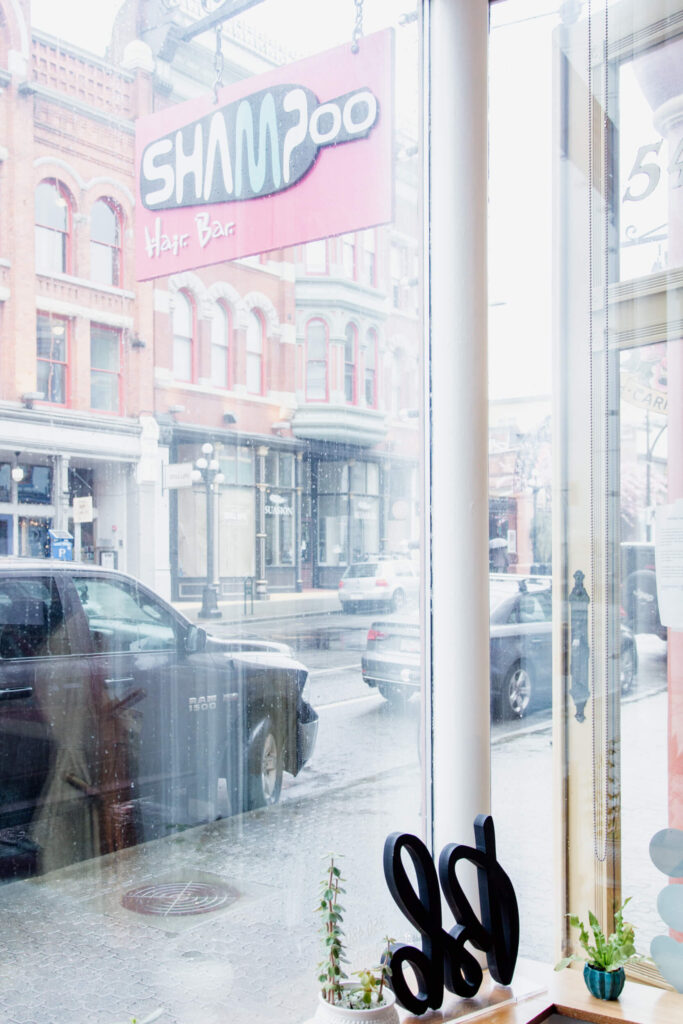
[135,29,393,280]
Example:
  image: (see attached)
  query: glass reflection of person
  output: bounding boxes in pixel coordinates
[31,613,140,872]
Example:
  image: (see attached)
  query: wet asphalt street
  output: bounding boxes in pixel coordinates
[0,605,668,1024]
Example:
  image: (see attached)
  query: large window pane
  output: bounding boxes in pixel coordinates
[211,303,230,387]
[35,180,69,275]
[1,5,425,1024]
[36,313,68,404]
[490,0,683,993]
[90,198,120,286]
[90,324,121,412]
[173,290,194,380]
[306,319,327,400]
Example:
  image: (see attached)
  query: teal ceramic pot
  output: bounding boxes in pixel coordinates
[583,964,626,1000]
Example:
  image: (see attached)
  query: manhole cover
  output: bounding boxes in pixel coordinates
[122,880,238,917]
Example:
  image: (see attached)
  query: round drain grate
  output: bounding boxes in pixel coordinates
[122,881,237,917]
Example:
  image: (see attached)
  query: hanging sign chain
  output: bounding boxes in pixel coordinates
[214,23,224,103]
[351,0,364,53]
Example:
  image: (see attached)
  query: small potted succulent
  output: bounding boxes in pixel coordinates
[555,897,645,1000]
[314,855,398,1023]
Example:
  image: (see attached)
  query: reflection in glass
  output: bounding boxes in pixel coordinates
[35,179,69,275]
[211,302,230,387]
[18,466,52,505]
[246,309,264,394]
[90,198,120,286]
[36,313,67,404]
[306,319,328,400]
[90,324,121,412]
[173,290,194,381]
[0,464,10,503]
[0,4,425,1024]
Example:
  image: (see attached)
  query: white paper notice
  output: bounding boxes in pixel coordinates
[655,501,683,629]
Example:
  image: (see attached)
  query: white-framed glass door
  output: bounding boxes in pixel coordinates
[555,0,683,977]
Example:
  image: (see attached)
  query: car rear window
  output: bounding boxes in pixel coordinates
[345,563,379,578]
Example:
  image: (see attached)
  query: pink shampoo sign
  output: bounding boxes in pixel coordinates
[135,29,394,281]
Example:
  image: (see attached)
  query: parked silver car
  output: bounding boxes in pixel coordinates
[361,619,421,704]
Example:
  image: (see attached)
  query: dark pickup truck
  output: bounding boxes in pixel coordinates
[0,560,318,879]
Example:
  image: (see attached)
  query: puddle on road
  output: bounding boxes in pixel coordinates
[242,627,366,652]
[298,628,370,652]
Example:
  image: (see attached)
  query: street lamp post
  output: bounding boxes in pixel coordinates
[193,442,225,619]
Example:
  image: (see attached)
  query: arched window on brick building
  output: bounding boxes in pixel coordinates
[211,302,231,388]
[35,180,72,276]
[344,323,358,404]
[90,199,121,287]
[246,309,265,395]
[363,328,378,408]
[173,290,195,382]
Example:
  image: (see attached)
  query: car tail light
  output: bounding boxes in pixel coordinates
[375,578,389,587]
[367,628,387,642]
[338,579,344,588]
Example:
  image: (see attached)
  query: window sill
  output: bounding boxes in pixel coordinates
[384,960,682,1024]
[36,271,135,300]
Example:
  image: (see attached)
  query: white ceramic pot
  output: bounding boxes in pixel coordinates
[313,988,399,1024]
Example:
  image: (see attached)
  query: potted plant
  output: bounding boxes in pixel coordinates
[555,897,645,1000]
[314,856,399,1023]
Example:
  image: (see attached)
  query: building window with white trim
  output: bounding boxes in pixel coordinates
[35,180,71,275]
[391,246,402,307]
[344,323,357,403]
[90,199,121,287]
[341,233,356,278]
[306,319,327,400]
[265,452,295,566]
[173,290,194,382]
[363,328,378,407]
[90,324,121,413]
[361,228,377,286]
[36,312,68,405]
[211,302,231,388]
[304,239,327,274]
[246,309,264,395]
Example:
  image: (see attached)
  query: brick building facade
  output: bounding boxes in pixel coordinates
[0,0,421,599]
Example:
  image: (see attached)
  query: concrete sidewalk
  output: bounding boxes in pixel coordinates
[172,587,341,624]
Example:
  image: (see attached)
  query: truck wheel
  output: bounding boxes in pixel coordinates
[246,718,283,809]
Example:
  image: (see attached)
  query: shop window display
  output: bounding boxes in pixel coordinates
[10,2,683,1024]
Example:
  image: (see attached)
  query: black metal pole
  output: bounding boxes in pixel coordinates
[295,452,303,592]
[199,468,222,619]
